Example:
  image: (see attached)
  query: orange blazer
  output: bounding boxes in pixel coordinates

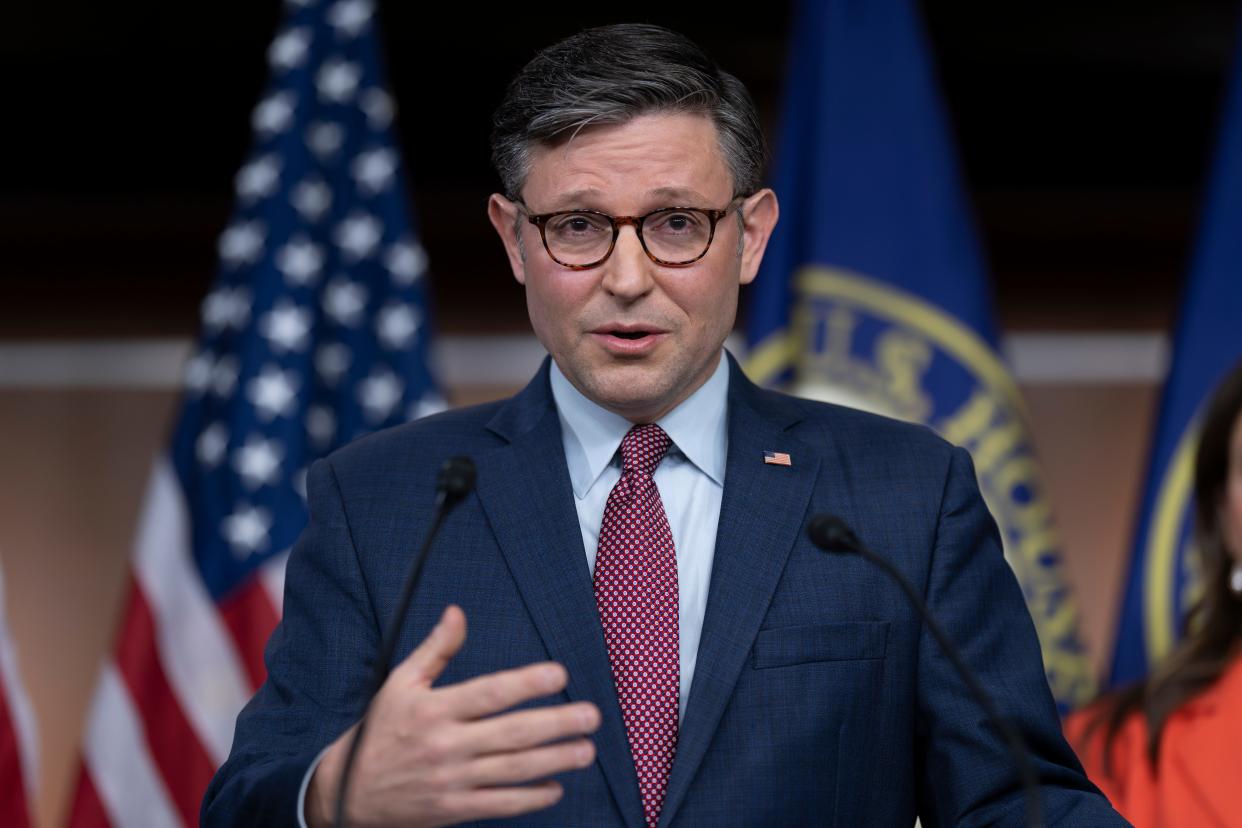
[1065,656,1242,828]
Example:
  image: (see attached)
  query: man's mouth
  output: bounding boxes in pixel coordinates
[590,325,669,354]
[593,324,666,339]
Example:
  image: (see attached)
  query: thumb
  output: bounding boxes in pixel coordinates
[392,604,467,687]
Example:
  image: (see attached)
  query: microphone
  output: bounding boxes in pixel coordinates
[334,456,477,828]
[806,515,1043,828]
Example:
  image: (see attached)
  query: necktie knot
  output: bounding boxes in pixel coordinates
[620,423,671,477]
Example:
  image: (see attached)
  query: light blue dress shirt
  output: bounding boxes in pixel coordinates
[550,352,729,719]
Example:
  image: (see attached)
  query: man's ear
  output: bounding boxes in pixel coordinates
[737,188,779,286]
[488,193,527,285]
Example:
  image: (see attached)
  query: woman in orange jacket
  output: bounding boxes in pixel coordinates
[1066,361,1242,827]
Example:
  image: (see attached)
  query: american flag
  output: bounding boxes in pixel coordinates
[65,1,441,824]
[763,451,792,467]
[0,561,37,828]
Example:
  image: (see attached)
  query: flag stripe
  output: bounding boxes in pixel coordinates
[64,765,111,828]
[0,676,30,828]
[218,577,280,690]
[114,580,218,826]
[81,664,181,828]
[0,563,36,818]
[133,460,251,764]
[260,550,289,617]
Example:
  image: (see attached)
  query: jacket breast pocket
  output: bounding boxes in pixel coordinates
[752,621,889,669]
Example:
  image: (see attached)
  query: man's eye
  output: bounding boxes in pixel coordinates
[549,213,608,235]
[649,211,703,234]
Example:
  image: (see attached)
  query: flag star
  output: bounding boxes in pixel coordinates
[306,405,336,447]
[323,277,369,327]
[235,154,281,202]
[385,239,427,285]
[327,0,373,37]
[218,221,266,267]
[259,300,313,353]
[360,87,394,130]
[222,504,272,559]
[268,26,311,71]
[407,394,447,422]
[275,235,325,285]
[358,368,403,423]
[292,178,333,222]
[202,286,252,332]
[334,212,383,260]
[252,91,296,136]
[184,351,214,394]
[232,434,285,489]
[197,422,229,467]
[315,342,352,385]
[351,147,397,195]
[212,355,241,397]
[306,121,344,160]
[376,302,420,350]
[248,364,299,420]
[294,467,309,500]
[317,59,361,103]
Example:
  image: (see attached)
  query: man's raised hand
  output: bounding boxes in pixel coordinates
[306,605,601,827]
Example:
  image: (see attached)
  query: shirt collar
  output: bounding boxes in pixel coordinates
[550,352,730,499]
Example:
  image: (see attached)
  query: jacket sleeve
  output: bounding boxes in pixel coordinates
[201,457,379,826]
[914,446,1129,826]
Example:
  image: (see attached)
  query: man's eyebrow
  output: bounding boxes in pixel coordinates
[646,186,712,203]
[543,186,716,210]
[544,188,606,209]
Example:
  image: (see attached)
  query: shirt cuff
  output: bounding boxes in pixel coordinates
[297,745,334,828]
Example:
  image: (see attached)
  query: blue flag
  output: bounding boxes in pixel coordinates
[746,0,1095,709]
[1109,23,1242,687]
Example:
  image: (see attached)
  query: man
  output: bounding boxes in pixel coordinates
[204,24,1125,827]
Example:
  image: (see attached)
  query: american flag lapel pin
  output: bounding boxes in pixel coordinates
[763,450,792,466]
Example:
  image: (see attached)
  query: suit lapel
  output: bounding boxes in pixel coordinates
[473,363,645,828]
[658,361,822,827]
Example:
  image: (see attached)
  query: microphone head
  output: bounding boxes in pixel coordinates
[437,456,476,499]
[807,514,860,552]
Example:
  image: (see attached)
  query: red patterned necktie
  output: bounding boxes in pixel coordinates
[593,423,680,828]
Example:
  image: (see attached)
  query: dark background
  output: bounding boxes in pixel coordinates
[4,1,1239,337]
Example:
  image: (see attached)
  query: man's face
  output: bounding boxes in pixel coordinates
[489,112,778,423]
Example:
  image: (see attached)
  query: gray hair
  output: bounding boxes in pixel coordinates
[491,24,766,201]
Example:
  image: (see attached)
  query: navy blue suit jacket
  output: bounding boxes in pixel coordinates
[203,356,1124,826]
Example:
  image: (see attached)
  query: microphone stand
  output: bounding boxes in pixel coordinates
[333,457,476,828]
[807,515,1043,828]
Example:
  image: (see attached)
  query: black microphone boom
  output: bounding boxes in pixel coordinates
[334,456,477,828]
[806,514,1043,828]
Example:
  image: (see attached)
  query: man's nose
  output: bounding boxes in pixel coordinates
[600,224,655,300]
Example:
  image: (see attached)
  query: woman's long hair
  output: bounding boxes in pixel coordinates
[1090,360,1242,768]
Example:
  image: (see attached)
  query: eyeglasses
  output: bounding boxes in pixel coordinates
[519,198,743,269]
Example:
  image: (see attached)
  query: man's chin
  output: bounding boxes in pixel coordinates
[580,365,676,421]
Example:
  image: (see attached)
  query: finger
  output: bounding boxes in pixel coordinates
[437,780,564,823]
[392,605,467,686]
[437,661,569,720]
[459,738,596,787]
[458,702,600,755]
